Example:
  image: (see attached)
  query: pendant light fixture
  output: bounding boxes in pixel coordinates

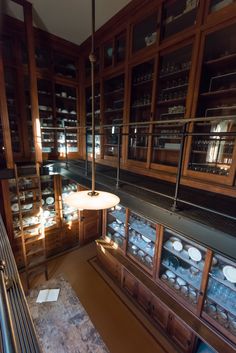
[65,0,120,210]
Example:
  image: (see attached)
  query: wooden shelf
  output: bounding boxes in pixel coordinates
[157,97,186,106]
[205,53,236,67]
[201,88,236,98]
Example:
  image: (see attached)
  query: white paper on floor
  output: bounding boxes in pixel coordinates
[36,289,60,303]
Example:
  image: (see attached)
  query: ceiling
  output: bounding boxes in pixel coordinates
[4,0,132,45]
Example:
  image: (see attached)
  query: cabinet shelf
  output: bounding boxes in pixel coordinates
[163,245,205,271]
[162,83,188,92]
[132,78,153,87]
[209,273,236,293]
[129,222,156,242]
[104,108,123,113]
[104,88,124,96]
[131,103,151,109]
[207,292,236,316]
[161,261,201,291]
[108,224,125,238]
[205,52,236,66]
[157,97,186,106]
[159,67,190,80]
[129,238,155,258]
[201,87,236,98]
[110,210,126,223]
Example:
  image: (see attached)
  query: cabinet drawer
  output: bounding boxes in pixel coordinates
[97,246,121,282]
[137,282,152,313]
[151,295,169,330]
[122,269,138,298]
[168,315,194,353]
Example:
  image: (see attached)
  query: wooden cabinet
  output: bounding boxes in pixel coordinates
[97,243,122,282]
[137,281,152,313]
[80,209,100,245]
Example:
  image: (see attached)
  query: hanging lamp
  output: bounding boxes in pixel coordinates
[65,0,120,210]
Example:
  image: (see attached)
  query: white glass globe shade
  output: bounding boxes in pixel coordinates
[64,190,120,210]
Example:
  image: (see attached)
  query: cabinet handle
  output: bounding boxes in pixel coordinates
[199,291,204,296]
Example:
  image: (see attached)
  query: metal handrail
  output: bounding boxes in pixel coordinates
[0,261,18,353]
[42,115,236,221]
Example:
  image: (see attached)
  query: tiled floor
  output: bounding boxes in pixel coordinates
[21,243,168,353]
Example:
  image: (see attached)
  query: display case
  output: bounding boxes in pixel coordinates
[161,0,199,40]
[35,40,52,71]
[128,60,154,162]
[188,24,236,180]
[159,228,207,309]
[103,31,126,69]
[127,210,157,273]
[61,177,79,223]
[106,204,126,250]
[203,253,236,343]
[55,83,78,155]
[152,44,192,167]
[85,84,101,156]
[209,0,235,13]
[103,74,124,158]
[41,175,57,230]
[132,13,158,53]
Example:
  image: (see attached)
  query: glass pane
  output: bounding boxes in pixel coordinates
[132,13,158,52]
[106,204,126,249]
[209,0,235,13]
[61,178,78,223]
[127,211,156,271]
[53,52,77,79]
[189,24,236,175]
[41,175,57,229]
[204,254,236,337]
[153,44,192,166]
[115,33,126,63]
[128,60,154,162]
[85,84,101,156]
[104,42,113,68]
[161,0,199,40]
[160,228,206,307]
[55,84,78,154]
[104,74,124,158]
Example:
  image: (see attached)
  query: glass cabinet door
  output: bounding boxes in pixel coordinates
[103,74,124,158]
[85,84,101,157]
[106,204,126,250]
[103,41,113,69]
[61,178,79,223]
[203,254,236,341]
[115,32,126,64]
[132,13,158,53]
[160,228,206,307]
[55,84,78,154]
[152,44,192,167]
[41,175,57,229]
[161,0,199,40]
[127,211,157,272]
[53,52,77,79]
[128,60,154,162]
[188,24,236,177]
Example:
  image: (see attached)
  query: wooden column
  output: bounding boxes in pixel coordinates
[23,2,42,163]
[0,44,14,168]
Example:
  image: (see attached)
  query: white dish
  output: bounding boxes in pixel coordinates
[223,265,236,283]
[11,203,19,212]
[24,203,33,210]
[142,235,152,243]
[166,270,176,279]
[43,210,50,218]
[145,256,152,264]
[176,277,186,286]
[188,247,202,262]
[165,240,172,249]
[46,196,54,205]
[138,250,145,257]
[173,240,183,252]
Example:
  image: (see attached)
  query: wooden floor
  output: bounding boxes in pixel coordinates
[21,243,169,353]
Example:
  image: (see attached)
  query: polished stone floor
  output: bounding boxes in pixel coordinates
[21,243,168,353]
[27,275,109,353]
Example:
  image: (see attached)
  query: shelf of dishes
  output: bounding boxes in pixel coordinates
[106,205,126,248]
[61,181,79,222]
[159,228,206,306]
[203,253,236,337]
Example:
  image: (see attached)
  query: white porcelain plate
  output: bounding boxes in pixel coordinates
[188,247,202,262]
[223,265,236,283]
[11,203,19,212]
[142,235,152,243]
[173,240,183,252]
[46,196,54,205]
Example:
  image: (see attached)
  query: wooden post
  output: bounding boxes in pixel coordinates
[0,44,14,168]
[23,2,42,163]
